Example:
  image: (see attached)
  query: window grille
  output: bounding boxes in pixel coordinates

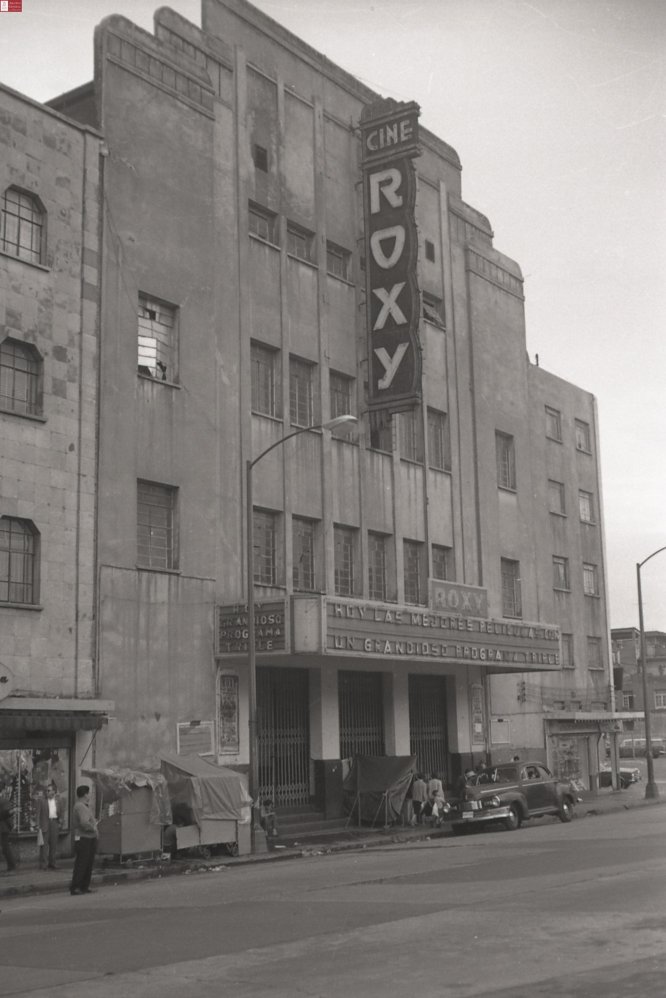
[399,408,424,462]
[368,532,387,601]
[496,431,516,490]
[249,202,278,243]
[575,419,592,453]
[553,556,570,590]
[292,517,316,592]
[289,356,317,427]
[403,540,425,605]
[326,242,351,280]
[0,517,38,604]
[548,479,566,515]
[0,338,40,415]
[501,558,522,618]
[334,525,356,596]
[137,481,177,570]
[578,490,594,523]
[253,510,278,585]
[583,563,599,596]
[431,544,454,581]
[427,409,450,470]
[251,342,281,417]
[545,406,562,441]
[286,222,315,263]
[1,188,44,264]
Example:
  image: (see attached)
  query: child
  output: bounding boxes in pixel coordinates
[259,798,278,837]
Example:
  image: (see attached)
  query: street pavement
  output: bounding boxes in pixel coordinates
[1,775,663,900]
[0,800,665,997]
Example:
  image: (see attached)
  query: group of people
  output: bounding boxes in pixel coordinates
[1,783,99,896]
[408,772,447,826]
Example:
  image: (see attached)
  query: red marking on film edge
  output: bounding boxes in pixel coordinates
[2,1,24,11]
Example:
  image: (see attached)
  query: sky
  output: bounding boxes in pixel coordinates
[1,0,664,630]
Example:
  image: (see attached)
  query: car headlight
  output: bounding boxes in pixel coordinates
[485,795,501,808]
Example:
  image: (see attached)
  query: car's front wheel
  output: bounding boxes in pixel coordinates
[504,805,521,831]
[559,797,574,823]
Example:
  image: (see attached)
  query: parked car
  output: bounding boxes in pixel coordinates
[619,737,665,758]
[446,762,577,834]
[598,763,641,789]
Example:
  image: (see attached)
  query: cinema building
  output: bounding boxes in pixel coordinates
[42,0,616,812]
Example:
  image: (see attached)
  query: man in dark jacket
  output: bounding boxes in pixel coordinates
[0,793,17,874]
[69,785,98,896]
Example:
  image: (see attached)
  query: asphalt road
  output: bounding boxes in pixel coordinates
[1,805,665,997]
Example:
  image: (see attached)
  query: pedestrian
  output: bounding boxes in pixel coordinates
[36,783,63,869]
[410,773,428,824]
[69,785,98,896]
[427,772,446,825]
[0,792,17,875]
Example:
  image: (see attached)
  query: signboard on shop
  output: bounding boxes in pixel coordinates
[215,602,286,655]
[360,99,422,414]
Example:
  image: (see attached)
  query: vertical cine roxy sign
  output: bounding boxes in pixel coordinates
[360,99,422,414]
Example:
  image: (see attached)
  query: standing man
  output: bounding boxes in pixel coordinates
[410,773,428,825]
[36,784,62,870]
[69,785,98,896]
[0,791,17,875]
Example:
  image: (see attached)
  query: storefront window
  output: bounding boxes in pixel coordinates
[0,747,70,832]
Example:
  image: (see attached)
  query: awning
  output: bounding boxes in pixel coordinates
[0,710,108,732]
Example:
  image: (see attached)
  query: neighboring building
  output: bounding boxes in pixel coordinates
[24,0,619,812]
[612,628,666,738]
[0,83,110,848]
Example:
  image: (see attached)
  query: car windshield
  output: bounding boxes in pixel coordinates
[489,766,518,783]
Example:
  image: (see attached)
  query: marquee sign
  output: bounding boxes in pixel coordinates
[215,602,286,655]
[360,99,422,414]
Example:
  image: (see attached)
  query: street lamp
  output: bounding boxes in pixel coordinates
[636,545,666,800]
[246,414,357,849]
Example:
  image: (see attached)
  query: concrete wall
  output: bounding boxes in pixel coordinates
[0,86,101,700]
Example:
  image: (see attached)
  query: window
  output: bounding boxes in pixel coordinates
[427,408,450,471]
[368,532,387,601]
[575,419,591,453]
[623,693,635,709]
[253,510,279,586]
[252,144,268,172]
[399,407,424,462]
[0,338,41,416]
[289,356,318,427]
[0,517,38,604]
[548,479,566,516]
[251,342,281,417]
[545,406,562,442]
[403,540,426,605]
[553,556,570,591]
[583,562,599,596]
[424,239,435,262]
[287,222,315,263]
[422,294,445,328]
[501,558,522,618]
[1,187,44,264]
[138,294,177,382]
[137,481,177,571]
[334,525,357,597]
[369,412,393,452]
[496,431,516,490]
[249,202,278,243]
[329,371,355,438]
[326,241,351,280]
[561,633,574,669]
[292,517,316,592]
[655,693,666,709]
[587,636,603,670]
[432,544,454,581]
[578,490,594,523]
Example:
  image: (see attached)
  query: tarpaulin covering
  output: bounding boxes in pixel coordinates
[82,767,172,825]
[160,753,252,825]
[343,755,416,826]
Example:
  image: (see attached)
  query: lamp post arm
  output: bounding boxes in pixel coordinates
[250,424,322,471]
[639,545,666,571]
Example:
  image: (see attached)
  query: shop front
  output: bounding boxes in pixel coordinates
[0,697,113,862]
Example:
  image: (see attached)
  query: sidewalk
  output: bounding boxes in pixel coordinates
[1,782,663,901]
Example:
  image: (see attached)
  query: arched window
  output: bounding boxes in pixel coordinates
[0,338,42,416]
[0,517,39,605]
[1,187,45,264]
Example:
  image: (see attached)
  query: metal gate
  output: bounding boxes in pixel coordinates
[257,666,310,808]
[409,674,448,780]
[339,670,385,759]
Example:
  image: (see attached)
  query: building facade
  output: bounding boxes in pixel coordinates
[28,0,619,814]
[612,628,666,739]
[0,83,110,849]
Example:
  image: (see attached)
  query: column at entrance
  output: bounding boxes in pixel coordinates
[310,667,344,816]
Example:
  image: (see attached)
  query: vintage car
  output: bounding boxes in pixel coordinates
[598,762,641,789]
[446,762,577,834]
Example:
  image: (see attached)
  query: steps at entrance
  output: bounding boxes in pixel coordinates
[274,806,350,844]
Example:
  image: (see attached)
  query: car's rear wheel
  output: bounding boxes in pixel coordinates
[504,805,521,831]
[559,797,574,823]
